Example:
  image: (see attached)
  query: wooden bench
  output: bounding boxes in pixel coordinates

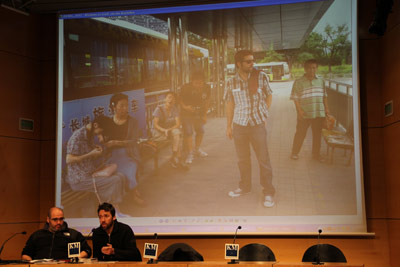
[322,128,354,165]
[138,137,172,172]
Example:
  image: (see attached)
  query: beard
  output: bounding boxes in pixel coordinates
[101,220,114,231]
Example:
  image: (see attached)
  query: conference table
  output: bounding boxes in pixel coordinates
[4,262,363,267]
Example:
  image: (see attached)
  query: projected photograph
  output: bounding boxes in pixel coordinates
[57,0,364,234]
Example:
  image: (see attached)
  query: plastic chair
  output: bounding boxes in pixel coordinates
[157,243,204,261]
[239,243,276,261]
[302,244,347,263]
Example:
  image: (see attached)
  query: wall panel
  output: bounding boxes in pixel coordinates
[381,18,400,127]
[0,0,399,266]
[362,128,386,218]
[0,51,41,139]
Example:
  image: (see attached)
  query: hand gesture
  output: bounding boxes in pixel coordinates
[186,105,195,113]
[297,109,305,120]
[104,140,119,149]
[89,145,103,157]
[101,243,114,255]
[226,126,233,140]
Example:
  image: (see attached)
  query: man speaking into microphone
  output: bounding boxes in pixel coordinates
[21,207,91,260]
[92,203,141,261]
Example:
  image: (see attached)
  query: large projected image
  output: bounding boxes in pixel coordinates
[57,0,365,234]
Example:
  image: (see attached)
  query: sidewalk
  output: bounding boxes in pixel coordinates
[121,81,357,217]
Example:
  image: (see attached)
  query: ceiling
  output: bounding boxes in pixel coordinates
[1,0,244,14]
[2,0,334,51]
[179,1,333,50]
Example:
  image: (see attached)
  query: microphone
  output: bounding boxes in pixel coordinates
[147,233,158,264]
[233,226,241,244]
[228,226,241,264]
[0,231,27,260]
[153,233,158,242]
[87,228,96,238]
[313,228,323,265]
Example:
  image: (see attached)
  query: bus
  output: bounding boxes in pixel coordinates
[254,62,290,81]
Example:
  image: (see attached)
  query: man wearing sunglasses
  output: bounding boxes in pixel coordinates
[224,50,275,208]
[21,207,91,260]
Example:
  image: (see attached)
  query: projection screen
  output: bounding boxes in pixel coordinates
[56,0,366,235]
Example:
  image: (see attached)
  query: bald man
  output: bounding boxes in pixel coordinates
[21,207,91,260]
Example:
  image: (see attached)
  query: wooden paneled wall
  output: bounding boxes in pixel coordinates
[0,0,399,266]
[0,6,43,260]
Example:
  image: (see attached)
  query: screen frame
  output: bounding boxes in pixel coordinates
[56,0,367,236]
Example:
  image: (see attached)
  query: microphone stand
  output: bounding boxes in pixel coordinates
[147,233,158,264]
[0,231,27,262]
[313,229,324,265]
[228,226,241,264]
[70,229,94,264]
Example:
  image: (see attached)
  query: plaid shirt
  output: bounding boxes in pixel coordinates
[224,71,272,126]
[290,75,327,119]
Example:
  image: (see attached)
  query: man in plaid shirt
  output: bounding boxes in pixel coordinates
[224,50,275,208]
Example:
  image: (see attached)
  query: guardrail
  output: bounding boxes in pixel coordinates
[324,78,352,96]
[324,79,353,134]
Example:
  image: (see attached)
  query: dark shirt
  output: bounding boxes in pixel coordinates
[92,220,142,261]
[108,120,129,141]
[21,222,91,260]
[180,83,211,117]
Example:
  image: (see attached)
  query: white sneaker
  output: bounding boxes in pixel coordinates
[228,188,250,198]
[194,148,208,157]
[263,195,275,208]
[170,156,180,168]
[185,152,194,164]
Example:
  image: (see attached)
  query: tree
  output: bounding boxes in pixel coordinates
[300,24,351,72]
[260,43,286,63]
[322,24,351,72]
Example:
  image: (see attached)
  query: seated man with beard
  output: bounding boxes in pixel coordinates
[92,203,141,261]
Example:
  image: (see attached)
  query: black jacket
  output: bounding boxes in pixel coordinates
[92,220,141,261]
[21,222,92,260]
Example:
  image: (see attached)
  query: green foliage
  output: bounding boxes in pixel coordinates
[296,52,315,65]
[260,43,286,63]
[291,64,352,79]
[297,24,352,71]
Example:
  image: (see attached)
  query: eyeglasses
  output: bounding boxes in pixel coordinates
[50,217,64,222]
[242,60,254,64]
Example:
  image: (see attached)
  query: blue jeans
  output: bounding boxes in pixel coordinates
[108,148,137,189]
[232,123,275,196]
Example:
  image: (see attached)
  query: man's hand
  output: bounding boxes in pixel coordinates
[226,126,233,140]
[164,129,169,137]
[79,251,89,258]
[21,255,32,261]
[185,105,195,113]
[104,140,121,149]
[101,243,115,255]
[202,115,207,124]
[297,109,305,120]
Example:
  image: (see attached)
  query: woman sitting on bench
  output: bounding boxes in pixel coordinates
[152,92,185,168]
